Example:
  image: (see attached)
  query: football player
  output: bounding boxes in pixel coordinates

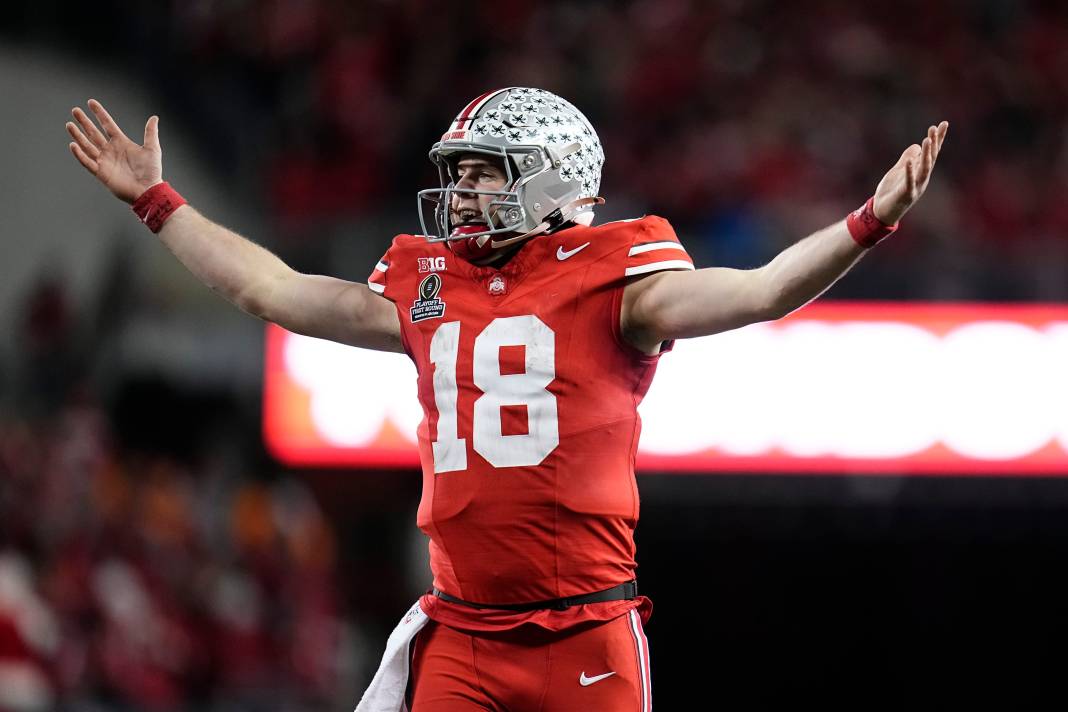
[67,89,947,711]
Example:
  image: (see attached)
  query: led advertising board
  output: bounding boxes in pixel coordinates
[264,303,1068,474]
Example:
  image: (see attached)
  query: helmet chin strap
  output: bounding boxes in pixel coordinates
[488,196,605,248]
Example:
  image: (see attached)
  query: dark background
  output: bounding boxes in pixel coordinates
[2,1,1067,709]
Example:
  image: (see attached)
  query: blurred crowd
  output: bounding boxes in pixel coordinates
[0,393,355,711]
[22,0,1066,299]
[0,281,358,711]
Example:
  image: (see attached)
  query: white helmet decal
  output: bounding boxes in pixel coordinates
[417,87,605,252]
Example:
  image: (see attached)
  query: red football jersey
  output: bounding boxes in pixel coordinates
[367,216,694,621]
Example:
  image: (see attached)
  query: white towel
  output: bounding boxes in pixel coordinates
[355,600,429,712]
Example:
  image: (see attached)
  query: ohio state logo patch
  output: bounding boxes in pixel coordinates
[411,273,446,322]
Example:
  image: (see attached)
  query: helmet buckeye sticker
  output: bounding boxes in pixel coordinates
[410,274,446,323]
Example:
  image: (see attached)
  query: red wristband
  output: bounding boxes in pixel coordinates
[132,182,187,233]
[846,196,898,248]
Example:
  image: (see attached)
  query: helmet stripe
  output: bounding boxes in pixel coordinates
[452,88,507,130]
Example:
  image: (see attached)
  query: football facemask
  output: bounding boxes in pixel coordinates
[417,88,605,259]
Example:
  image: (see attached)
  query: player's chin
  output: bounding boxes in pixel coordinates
[450,222,491,239]
[449,213,489,232]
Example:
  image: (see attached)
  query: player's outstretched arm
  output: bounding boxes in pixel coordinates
[66,100,403,353]
[622,122,948,353]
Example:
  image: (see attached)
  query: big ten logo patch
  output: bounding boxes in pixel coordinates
[418,256,447,273]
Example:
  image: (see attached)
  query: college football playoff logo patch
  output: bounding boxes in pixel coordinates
[410,273,446,322]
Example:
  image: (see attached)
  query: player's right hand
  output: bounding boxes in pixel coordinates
[66,99,163,204]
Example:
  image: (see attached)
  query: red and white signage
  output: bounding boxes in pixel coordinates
[263,302,1068,474]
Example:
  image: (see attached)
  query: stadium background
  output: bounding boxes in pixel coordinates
[2,0,1067,708]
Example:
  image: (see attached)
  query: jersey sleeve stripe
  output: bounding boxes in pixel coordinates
[624,260,696,277]
[628,241,687,256]
[367,281,385,294]
[375,261,389,272]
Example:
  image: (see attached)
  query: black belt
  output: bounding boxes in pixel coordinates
[432,580,638,612]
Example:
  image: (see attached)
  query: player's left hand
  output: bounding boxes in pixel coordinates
[872,121,949,224]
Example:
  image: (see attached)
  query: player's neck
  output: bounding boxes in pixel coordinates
[470,222,582,269]
[471,242,524,269]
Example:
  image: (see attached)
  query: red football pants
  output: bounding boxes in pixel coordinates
[408,609,652,711]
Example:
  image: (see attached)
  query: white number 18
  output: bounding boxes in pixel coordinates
[429,315,559,473]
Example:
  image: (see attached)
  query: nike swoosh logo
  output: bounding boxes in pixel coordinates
[579,671,616,686]
[557,242,591,260]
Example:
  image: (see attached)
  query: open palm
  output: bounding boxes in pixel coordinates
[872,121,949,224]
[66,99,162,204]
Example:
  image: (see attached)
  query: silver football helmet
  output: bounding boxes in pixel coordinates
[417,87,605,254]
